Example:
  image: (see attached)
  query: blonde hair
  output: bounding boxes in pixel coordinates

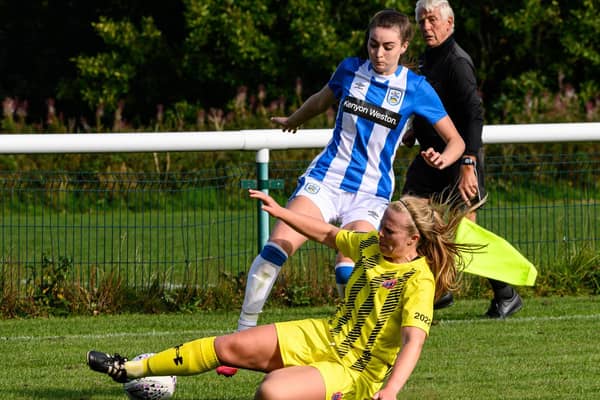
[391,194,484,301]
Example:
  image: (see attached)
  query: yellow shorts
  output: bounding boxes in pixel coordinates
[275,318,383,400]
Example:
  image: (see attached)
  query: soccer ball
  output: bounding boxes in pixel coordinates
[123,353,177,400]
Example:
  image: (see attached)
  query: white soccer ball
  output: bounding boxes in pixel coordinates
[123,353,177,400]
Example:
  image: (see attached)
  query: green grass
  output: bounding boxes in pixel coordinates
[1,296,599,399]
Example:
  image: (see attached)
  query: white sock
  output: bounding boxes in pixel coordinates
[237,242,287,330]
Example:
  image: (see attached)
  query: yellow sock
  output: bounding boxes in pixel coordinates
[125,337,219,378]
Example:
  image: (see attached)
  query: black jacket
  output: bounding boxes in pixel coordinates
[413,35,484,156]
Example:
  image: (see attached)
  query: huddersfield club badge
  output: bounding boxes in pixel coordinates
[304,182,320,194]
[386,88,404,106]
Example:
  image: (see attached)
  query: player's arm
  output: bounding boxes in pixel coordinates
[420,115,465,170]
[271,84,336,133]
[371,326,427,400]
[248,189,340,249]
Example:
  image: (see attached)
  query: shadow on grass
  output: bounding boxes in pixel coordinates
[9,386,252,400]
[8,386,119,399]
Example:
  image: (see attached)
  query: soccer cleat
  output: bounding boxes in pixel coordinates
[87,350,129,383]
[485,291,523,319]
[434,292,454,310]
[216,365,238,377]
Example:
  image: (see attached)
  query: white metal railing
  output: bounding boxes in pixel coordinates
[0,122,599,154]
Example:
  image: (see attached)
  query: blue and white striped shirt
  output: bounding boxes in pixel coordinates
[301,57,447,200]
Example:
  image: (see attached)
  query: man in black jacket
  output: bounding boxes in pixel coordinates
[402,0,522,318]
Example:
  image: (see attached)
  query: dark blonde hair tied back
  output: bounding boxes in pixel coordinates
[396,195,486,301]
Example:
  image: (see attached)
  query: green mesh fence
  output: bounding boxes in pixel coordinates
[0,152,598,295]
[478,152,599,266]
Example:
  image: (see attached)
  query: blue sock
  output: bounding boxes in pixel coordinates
[335,262,354,298]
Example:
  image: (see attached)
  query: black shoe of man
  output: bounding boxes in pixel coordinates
[434,292,454,310]
[485,292,523,319]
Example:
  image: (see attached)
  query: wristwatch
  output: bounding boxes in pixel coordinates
[461,157,476,167]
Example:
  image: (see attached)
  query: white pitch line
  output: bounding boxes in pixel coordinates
[0,329,231,342]
[437,313,600,325]
[2,313,599,342]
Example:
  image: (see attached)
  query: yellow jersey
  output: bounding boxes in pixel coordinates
[331,229,435,379]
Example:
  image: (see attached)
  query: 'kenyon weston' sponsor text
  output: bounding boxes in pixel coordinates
[342,96,401,129]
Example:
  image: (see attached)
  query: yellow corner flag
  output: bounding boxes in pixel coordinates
[456,218,537,286]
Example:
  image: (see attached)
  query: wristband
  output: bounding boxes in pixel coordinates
[461,157,476,167]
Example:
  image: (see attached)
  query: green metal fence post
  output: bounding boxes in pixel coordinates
[256,148,270,252]
[240,149,284,252]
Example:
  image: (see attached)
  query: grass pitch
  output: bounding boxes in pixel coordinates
[0,296,598,400]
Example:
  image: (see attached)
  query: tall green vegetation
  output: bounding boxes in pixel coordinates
[0,1,597,128]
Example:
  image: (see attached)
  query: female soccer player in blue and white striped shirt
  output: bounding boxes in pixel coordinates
[232,9,465,345]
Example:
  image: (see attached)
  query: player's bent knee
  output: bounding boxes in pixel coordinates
[255,374,276,400]
[255,372,287,400]
[213,335,240,364]
[256,368,326,400]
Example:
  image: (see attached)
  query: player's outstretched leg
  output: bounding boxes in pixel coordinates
[88,336,220,382]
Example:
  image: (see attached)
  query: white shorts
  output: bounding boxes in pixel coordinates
[290,177,388,229]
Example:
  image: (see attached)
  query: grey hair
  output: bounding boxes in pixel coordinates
[415,0,455,32]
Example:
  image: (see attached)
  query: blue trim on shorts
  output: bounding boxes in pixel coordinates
[289,176,305,201]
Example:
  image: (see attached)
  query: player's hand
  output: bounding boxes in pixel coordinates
[248,189,283,217]
[458,167,479,205]
[371,387,399,400]
[270,116,298,133]
[420,147,447,169]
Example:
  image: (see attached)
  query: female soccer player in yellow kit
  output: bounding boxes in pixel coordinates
[88,189,481,400]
